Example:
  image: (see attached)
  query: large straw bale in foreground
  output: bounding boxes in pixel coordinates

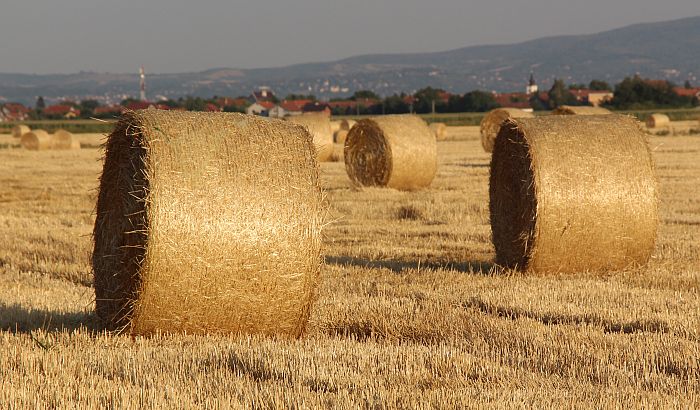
[20,129,52,150]
[429,122,447,141]
[552,105,612,115]
[344,115,437,190]
[646,113,670,129]
[490,115,657,274]
[93,110,324,336]
[480,108,534,152]
[12,125,30,138]
[286,114,334,162]
[51,129,81,150]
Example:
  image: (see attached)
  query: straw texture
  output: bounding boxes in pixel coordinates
[552,105,612,115]
[344,115,437,190]
[429,122,447,141]
[287,114,334,162]
[489,115,658,274]
[480,108,534,152]
[20,130,51,150]
[646,113,670,128]
[12,125,30,138]
[93,110,324,336]
[51,129,81,150]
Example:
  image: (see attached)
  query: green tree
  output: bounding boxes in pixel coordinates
[450,90,499,112]
[382,94,410,114]
[684,80,693,89]
[589,80,612,91]
[35,96,45,110]
[79,99,100,118]
[350,90,380,101]
[547,79,577,109]
[610,76,695,109]
[412,87,447,113]
[285,94,316,101]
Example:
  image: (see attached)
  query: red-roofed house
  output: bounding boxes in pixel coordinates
[673,87,700,99]
[0,103,30,122]
[493,92,531,109]
[280,100,312,116]
[302,101,331,116]
[246,101,275,116]
[570,89,613,106]
[93,105,123,117]
[44,104,80,119]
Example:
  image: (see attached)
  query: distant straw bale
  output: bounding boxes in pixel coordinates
[552,105,612,115]
[335,129,348,144]
[93,110,324,336]
[20,130,52,150]
[339,119,356,131]
[480,108,534,152]
[646,113,670,129]
[344,115,437,190]
[330,120,341,134]
[51,129,81,150]
[489,115,658,274]
[429,122,447,141]
[287,114,334,162]
[12,125,30,138]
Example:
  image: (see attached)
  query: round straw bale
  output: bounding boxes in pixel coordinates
[334,129,348,144]
[646,113,670,128]
[51,129,80,150]
[287,114,334,162]
[93,110,324,336]
[344,114,437,190]
[489,115,658,274]
[12,124,30,138]
[552,105,612,115]
[330,120,341,134]
[340,119,356,131]
[429,122,447,141]
[480,108,534,152]
[20,129,52,150]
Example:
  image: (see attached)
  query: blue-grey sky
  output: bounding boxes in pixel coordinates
[1,0,698,74]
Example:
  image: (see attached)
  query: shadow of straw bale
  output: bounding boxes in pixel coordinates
[228,352,290,384]
[462,297,671,335]
[325,255,494,274]
[0,303,102,334]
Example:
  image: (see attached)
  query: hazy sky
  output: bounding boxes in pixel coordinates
[1,0,698,74]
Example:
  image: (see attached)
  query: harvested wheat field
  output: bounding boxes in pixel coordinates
[0,125,698,408]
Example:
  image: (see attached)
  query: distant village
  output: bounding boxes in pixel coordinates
[1,74,698,122]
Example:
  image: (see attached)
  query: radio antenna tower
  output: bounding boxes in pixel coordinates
[139,66,147,101]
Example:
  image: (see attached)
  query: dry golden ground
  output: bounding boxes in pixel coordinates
[0,128,698,408]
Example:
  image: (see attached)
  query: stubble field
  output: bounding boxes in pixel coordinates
[0,127,698,408]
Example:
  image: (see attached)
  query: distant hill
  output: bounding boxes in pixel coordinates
[1,16,699,105]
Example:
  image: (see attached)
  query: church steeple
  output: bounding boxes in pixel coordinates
[526,72,538,95]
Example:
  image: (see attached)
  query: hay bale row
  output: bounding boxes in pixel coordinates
[489,114,657,274]
[552,105,612,116]
[344,114,437,190]
[12,124,30,138]
[93,110,324,336]
[286,114,334,162]
[480,108,534,152]
[20,129,80,150]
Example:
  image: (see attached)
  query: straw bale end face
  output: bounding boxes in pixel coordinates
[489,115,658,274]
[344,115,437,191]
[93,110,325,337]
